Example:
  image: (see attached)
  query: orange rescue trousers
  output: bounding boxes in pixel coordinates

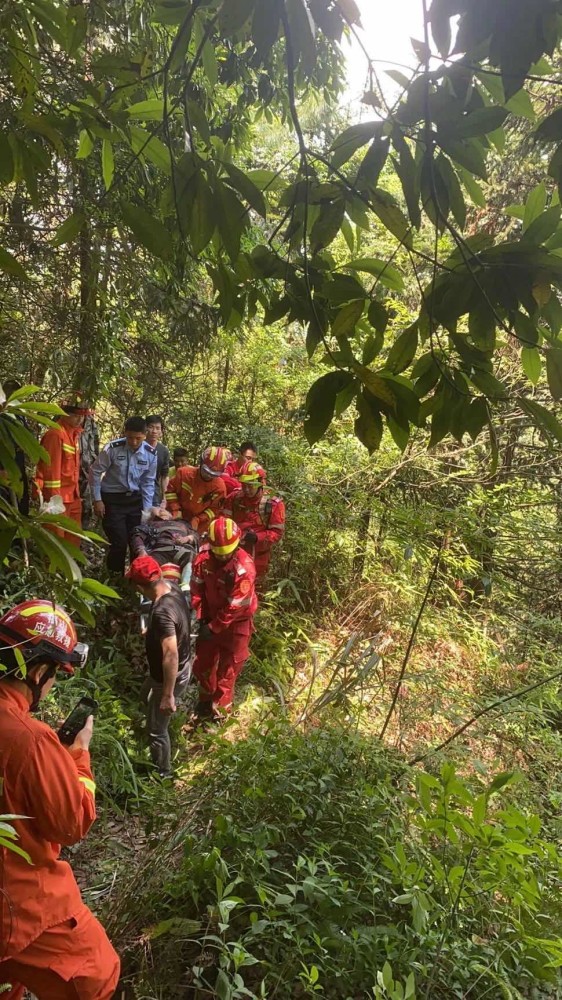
[0,903,120,1000]
[45,498,83,546]
[193,628,252,709]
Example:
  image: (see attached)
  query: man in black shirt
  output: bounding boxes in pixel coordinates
[146,414,170,507]
[126,554,192,777]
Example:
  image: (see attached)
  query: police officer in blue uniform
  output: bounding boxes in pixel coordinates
[89,416,158,574]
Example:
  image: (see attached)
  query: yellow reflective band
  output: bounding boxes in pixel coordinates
[181,482,193,496]
[225,519,233,540]
[208,521,216,542]
[210,539,239,556]
[19,604,71,625]
[62,444,75,454]
[204,508,214,518]
[79,776,96,796]
[162,565,181,579]
[44,480,62,487]
[210,446,217,460]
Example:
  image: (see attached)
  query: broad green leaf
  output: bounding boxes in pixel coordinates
[521,347,542,385]
[522,206,560,245]
[304,371,354,444]
[488,770,518,795]
[468,299,495,351]
[546,348,562,400]
[519,396,562,442]
[310,199,345,252]
[346,257,404,292]
[286,0,316,75]
[216,181,246,262]
[362,331,384,365]
[385,326,418,374]
[0,132,14,184]
[429,0,452,57]
[0,247,28,280]
[465,397,489,442]
[371,188,412,245]
[357,137,390,194]
[341,215,355,253]
[202,38,218,88]
[189,170,216,254]
[505,88,536,121]
[129,126,171,174]
[252,0,281,56]
[101,139,114,191]
[457,166,485,207]
[368,300,389,333]
[393,134,420,228]
[153,1,189,25]
[355,390,383,453]
[387,414,410,450]
[352,365,396,408]
[437,155,466,229]
[169,14,193,72]
[120,200,173,259]
[50,211,85,248]
[219,0,255,34]
[455,107,507,138]
[332,300,364,337]
[535,108,562,142]
[438,137,487,180]
[334,378,358,416]
[470,369,507,399]
[224,163,267,218]
[76,129,94,159]
[523,183,547,232]
[330,121,380,170]
[127,99,166,120]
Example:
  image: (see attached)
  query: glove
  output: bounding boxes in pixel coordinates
[243,530,258,547]
[198,621,213,641]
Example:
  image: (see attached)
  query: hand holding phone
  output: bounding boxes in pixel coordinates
[58,696,99,746]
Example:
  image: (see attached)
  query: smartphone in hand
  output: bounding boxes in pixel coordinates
[58,696,99,745]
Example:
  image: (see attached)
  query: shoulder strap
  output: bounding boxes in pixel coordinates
[258,494,273,527]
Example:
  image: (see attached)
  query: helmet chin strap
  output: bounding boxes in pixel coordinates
[25,663,57,713]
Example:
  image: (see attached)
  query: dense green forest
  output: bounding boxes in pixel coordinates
[3,0,562,996]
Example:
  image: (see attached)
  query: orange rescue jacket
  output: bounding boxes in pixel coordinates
[165,465,226,533]
[35,418,82,503]
[0,685,97,957]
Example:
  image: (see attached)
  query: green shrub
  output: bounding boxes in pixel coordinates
[107,723,562,999]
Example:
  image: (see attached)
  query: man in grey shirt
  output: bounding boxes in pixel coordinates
[126,554,192,778]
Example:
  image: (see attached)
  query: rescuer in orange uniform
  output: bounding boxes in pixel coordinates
[222,441,258,499]
[0,600,120,1000]
[227,460,285,580]
[190,516,257,720]
[35,397,89,544]
[165,446,228,533]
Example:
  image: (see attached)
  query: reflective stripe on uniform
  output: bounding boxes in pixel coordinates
[43,480,62,488]
[161,563,181,580]
[62,444,76,454]
[228,593,253,608]
[181,482,194,496]
[79,776,96,796]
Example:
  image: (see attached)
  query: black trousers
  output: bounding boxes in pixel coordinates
[101,492,143,574]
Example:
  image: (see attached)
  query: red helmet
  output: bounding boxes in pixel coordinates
[208,516,241,557]
[60,391,90,416]
[200,446,230,477]
[238,460,266,484]
[0,600,88,675]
